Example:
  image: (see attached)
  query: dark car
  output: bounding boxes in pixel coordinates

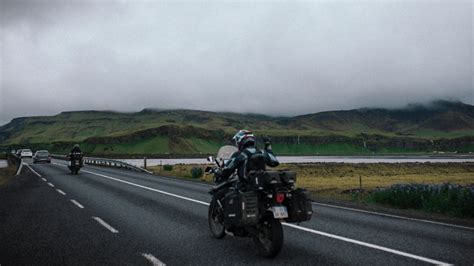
[33,150,51,163]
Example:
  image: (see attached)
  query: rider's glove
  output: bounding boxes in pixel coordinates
[213,167,223,177]
[262,136,272,150]
[213,168,225,182]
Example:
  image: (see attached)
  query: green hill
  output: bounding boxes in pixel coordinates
[1,100,473,156]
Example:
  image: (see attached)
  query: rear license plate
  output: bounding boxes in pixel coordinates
[272,206,288,219]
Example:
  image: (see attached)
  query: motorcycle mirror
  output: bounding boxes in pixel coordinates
[205,166,212,173]
[207,156,214,163]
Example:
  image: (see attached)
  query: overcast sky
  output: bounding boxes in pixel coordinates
[0,0,472,126]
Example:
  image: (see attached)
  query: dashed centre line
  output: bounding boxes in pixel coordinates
[41,177,47,182]
[24,163,42,177]
[56,189,66,195]
[92,216,119,233]
[47,182,55,187]
[70,199,84,209]
[142,253,166,266]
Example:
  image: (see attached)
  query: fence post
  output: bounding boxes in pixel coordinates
[359,175,362,192]
[144,157,147,169]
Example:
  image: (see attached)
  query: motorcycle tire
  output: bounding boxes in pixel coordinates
[208,197,225,239]
[254,219,283,258]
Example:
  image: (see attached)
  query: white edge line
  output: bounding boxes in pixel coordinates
[312,202,474,231]
[282,223,451,265]
[24,164,42,177]
[15,162,24,175]
[82,169,209,206]
[92,216,119,233]
[56,189,66,195]
[83,168,451,265]
[70,199,84,209]
[47,182,55,187]
[142,253,166,266]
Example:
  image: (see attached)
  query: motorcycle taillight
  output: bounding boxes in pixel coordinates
[275,193,285,203]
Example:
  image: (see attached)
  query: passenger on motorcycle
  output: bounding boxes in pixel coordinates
[217,130,279,183]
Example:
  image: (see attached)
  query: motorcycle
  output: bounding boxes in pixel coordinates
[207,146,313,258]
[67,152,83,175]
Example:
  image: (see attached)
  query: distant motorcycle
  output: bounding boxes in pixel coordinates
[207,146,313,258]
[68,152,83,175]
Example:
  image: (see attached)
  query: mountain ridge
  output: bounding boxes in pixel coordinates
[1,100,473,156]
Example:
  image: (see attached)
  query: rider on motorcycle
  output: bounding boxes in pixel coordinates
[217,130,279,183]
[69,144,83,167]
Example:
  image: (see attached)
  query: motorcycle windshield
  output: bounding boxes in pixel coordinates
[217,145,237,161]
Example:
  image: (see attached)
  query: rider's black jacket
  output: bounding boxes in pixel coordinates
[221,146,279,182]
[69,147,83,159]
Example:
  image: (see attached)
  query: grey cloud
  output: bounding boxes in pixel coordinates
[1,0,472,125]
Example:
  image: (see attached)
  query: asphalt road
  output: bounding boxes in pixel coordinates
[1,159,473,265]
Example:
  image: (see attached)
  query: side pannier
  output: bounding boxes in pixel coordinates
[285,188,313,223]
[224,190,259,227]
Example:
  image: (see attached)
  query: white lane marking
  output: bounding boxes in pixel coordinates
[313,202,474,231]
[82,169,209,206]
[41,178,47,182]
[70,199,84,209]
[24,164,42,177]
[82,169,451,265]
[283,223,451,265]
[15,162,24,175]
[47,182,55,187]
[92,216,119,233]
[56,189,66,195]
[142,253,166,266]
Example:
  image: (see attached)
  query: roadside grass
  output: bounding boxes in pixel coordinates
[150,164,213,180]
[0,163,17,186]
[370,184,474,217]
[273,163,474,200]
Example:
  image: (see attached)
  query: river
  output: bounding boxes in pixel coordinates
[119,155,474,167]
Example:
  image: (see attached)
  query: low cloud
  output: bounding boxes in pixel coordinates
[1,0,472,125]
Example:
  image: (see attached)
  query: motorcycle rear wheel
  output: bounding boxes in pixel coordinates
[208,197,225,239]
[254,219,283,258]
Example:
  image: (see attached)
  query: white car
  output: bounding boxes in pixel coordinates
[20,149,33,158]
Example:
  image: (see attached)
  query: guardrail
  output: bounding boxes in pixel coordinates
[7,153,22,174]
[51,154,152,174]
